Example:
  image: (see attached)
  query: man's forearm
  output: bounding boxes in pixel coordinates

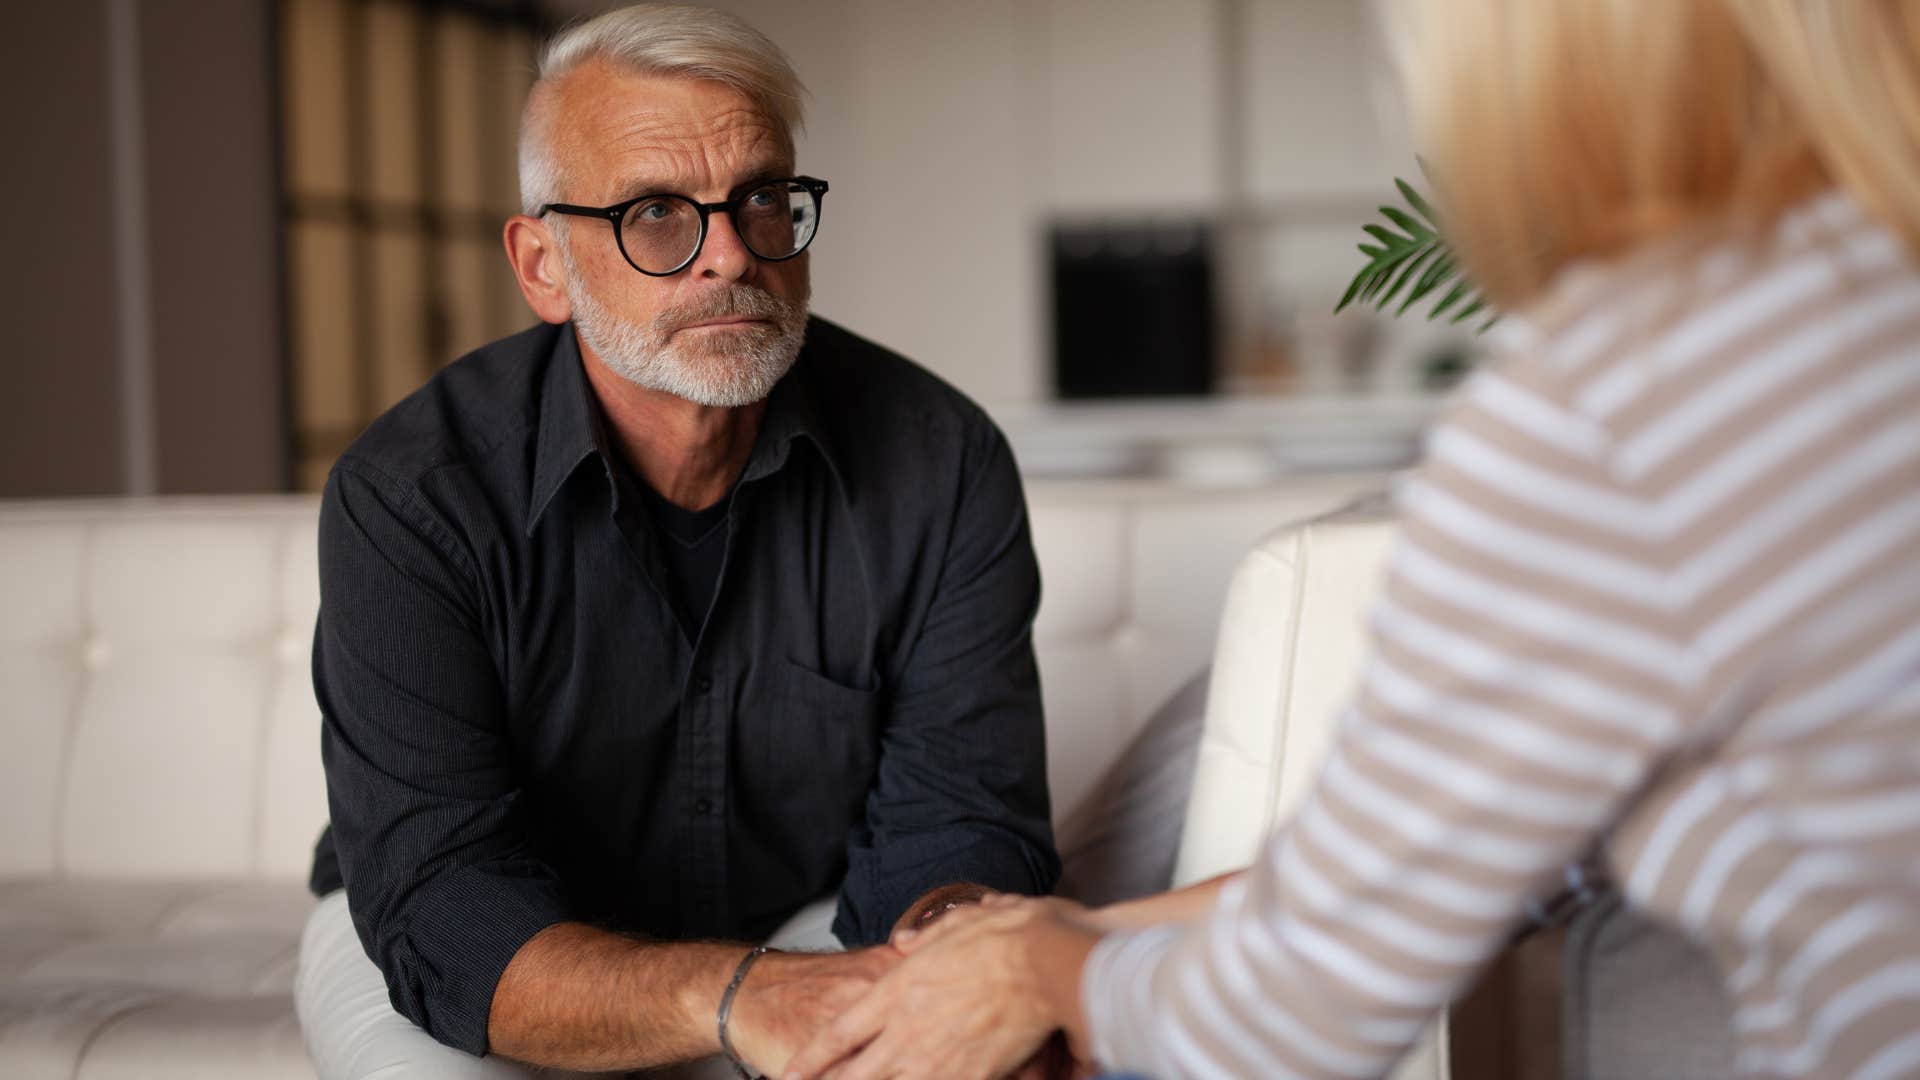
[487,920,900,1075]
[486,922,740,1071]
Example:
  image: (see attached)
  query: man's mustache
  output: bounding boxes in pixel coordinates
[655,286,804,335]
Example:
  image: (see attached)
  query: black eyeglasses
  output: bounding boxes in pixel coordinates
[541,176,829,277]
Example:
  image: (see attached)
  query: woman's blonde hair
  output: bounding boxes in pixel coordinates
[1394,0,1920,306]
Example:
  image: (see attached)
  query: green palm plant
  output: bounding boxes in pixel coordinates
[1337,173,1495,331]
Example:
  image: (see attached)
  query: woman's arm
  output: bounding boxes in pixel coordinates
[1086,871,1242,931]
[1079,364,1686,1078]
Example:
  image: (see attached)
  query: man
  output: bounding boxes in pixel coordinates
[292,6,1058,1078]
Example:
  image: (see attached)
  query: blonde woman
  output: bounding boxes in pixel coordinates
[784,1,1920,1078]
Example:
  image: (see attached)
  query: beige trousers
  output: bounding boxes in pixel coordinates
[295,889,841,1080]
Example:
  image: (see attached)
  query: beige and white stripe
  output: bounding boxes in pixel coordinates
[1084,190,1920,1079]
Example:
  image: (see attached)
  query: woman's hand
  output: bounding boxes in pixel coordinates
[782,897,1101,1080]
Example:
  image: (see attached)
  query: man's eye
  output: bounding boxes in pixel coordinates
[745,188,780,209]
[636,201,674,222]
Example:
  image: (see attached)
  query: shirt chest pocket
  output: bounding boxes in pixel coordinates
[754,658,884,819]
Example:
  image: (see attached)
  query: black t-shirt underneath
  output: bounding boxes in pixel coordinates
[634,481,731,638]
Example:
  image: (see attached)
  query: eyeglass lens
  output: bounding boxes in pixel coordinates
[618,180,820,273]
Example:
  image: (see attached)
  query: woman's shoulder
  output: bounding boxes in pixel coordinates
[1487,189,1916,444]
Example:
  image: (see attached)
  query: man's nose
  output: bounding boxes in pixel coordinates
[693,210,755,282]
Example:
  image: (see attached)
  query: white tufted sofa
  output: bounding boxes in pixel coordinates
[1172,503,1449,1080]
[0,474,1394,1078]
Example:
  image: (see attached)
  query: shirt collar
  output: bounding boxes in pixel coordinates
[526,327,599,535]
[525,321,842,536]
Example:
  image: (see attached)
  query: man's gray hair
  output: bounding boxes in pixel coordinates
[517,3,807,216]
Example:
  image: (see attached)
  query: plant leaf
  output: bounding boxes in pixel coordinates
[1397,253,1455,315]
[1376,244,1439,310]
[1429,280,1471,320]
[1361,248,1422,303]
[1363,224,1404,247]
[1450,296,1489,324]
[1338,250,1390,311]
[1339,172,1498,334]
[1379,206,1432,239]
[1396,178,1441,231]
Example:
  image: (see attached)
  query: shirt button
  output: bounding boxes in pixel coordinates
[694,674,713,694]
[694,798,714,815]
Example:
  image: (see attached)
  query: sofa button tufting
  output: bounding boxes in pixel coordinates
[82,638,112,669]
[277,632,305,662]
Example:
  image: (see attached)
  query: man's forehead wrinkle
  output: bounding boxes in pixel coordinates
[603,107,789,196]
[613,100,779,143]
[551,67,788,199]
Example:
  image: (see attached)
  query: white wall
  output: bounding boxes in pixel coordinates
[550,0,1425,409]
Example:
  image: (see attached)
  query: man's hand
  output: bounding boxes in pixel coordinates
[783,898,1102,1080]
[725,947,901,1078]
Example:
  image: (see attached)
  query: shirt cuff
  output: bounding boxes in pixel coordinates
[832,824,1058,945]
[1081,922,1185,1075]
[396,861,574,1055]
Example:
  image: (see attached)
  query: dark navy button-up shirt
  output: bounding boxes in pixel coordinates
[308,317,1058,1055]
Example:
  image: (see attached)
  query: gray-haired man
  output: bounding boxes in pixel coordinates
[292,5,1058,1077]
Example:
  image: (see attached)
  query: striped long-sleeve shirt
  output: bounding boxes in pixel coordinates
[1084,190,1920,1079]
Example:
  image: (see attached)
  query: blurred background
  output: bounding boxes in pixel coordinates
[0,0,1475,499]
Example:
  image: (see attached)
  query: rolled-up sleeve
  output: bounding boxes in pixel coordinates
[315,463,572,1055]
[832,420,1061,945]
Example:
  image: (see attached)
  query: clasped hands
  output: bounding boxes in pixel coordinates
[726,893,1105,1080]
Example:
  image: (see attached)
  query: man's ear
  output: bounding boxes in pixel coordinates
[504,215,574,325]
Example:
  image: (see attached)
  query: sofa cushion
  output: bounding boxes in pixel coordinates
[1175,505,1400,885]
[0,501,329,880]
[0,983,312,1080]
[0,879,312,1079]
[1172,508,1448,1080]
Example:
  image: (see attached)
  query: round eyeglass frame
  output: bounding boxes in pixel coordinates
[539,176,829,277]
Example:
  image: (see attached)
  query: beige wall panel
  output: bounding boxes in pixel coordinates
[436,14,487,214]
[441,235,499,360]
[283,0,351,198]
[297,456,333,494]
[370,231,430,410]
[289,222,359,433]
[364,2,422,205]
[486,29,538,212]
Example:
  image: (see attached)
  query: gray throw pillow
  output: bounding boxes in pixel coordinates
[1053,669,1210,907]
[1563,894,1737,1080]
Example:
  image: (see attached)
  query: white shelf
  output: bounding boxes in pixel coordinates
[994,393,1441,484]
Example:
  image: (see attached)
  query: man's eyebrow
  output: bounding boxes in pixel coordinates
[607,175,679,203]
[725,167,792,198]
[606,164,794,205]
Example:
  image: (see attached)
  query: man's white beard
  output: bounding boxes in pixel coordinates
[562,248,809,408]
